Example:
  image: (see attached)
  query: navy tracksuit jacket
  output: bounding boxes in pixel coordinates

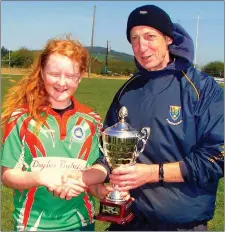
[104,23,224,224]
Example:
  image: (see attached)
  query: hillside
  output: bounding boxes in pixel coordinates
[1,46,136,75]
[85,46,134,62]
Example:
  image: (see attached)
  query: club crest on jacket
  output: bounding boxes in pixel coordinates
[166,105,183,125]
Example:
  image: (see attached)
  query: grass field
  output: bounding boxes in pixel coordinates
[1,74,224,231]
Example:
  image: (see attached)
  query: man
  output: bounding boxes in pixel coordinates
[104,5,224,231]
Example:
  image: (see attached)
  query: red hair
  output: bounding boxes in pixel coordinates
[1,37,88,131]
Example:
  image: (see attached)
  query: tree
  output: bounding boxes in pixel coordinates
[1,46,9,58]
[10,47,35,68]
[202,61,224,78]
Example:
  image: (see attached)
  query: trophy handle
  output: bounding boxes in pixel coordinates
[137,127,151,153]
[97,135,105,154]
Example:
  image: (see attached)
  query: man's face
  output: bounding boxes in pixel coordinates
[130,26,173,71]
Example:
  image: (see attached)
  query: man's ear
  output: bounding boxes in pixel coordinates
[166,36,173,45]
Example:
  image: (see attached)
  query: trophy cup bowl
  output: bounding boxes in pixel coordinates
[95,106,150,224]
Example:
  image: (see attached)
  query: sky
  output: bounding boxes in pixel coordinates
[1,1,224,67]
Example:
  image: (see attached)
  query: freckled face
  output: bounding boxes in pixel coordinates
[42,53,83,109]
[130,26,173,71]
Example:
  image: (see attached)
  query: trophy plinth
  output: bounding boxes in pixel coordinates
[95,198,134,224]
[95,106,150,224]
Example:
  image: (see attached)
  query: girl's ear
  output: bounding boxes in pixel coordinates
[78,71,85,83]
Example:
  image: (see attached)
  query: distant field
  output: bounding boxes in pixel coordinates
[1,74,224,231]
[92,53,108,62]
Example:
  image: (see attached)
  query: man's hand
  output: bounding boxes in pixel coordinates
[88,183,132,201]
[88,183,110,199]
[110,163,159,191]
[47,170,87,200]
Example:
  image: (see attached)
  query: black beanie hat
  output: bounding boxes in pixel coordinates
[126,5,173,43]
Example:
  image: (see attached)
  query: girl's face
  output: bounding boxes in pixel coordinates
[42,53,83,109]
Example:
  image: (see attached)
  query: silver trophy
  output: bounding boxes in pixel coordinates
[98,106,150,203]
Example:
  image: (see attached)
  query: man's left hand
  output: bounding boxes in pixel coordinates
[110,163,158,191]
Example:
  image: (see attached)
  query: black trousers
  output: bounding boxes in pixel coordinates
[106,218,208,231]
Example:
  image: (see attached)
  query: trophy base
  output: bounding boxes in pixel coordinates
[95,198,134,224]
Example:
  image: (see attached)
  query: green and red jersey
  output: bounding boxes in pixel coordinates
[1,97,103,231]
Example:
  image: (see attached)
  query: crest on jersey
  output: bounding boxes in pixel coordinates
[166,105,183,125]
[72,125,85,141]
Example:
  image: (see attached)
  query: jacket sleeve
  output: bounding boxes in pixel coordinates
[104,96,120,129]
[180,76,224,188]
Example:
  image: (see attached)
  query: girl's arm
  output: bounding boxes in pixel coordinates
[1,166,62,190]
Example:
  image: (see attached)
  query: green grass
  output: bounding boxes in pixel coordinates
[1,75,224,231]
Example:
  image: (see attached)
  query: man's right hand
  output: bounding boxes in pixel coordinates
[46,170,87,199]
[88,183,133,201]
